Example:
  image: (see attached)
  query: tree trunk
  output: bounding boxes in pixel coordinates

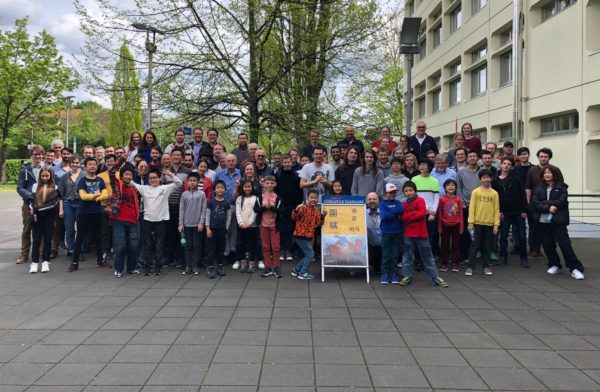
[0,140,9,185]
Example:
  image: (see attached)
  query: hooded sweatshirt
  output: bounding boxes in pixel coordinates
[379,198,404,234]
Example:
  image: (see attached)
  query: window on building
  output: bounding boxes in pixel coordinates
[499,27,512,47]
[449,62,461,77]
[499,51,512,86]
[542,0,577,22]
[450,5,462,34]
[472,0,487,15]
[417,97,426,118]
[419,38,427,60]
[473,128,487,143]
[540,112,579,136]
[472,46,487,63]
[432,89,442,113]
[450,78,461,106]
[471,65,487,97]
[433,24,442,48]
[407,0,415,16]
[499,124,512,142]
[431,73,441,86]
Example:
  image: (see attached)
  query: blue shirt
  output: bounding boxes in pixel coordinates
[214,168,241,204]
[431,168,457,196]
[52,165,68,180]
[366,208,382,246]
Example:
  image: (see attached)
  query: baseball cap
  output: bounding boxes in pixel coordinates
[385,183,398,193]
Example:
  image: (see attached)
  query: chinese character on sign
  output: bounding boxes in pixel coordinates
[329,209,338,217]
[329,221,338,230]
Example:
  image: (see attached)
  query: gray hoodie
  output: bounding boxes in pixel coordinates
[456,166,480,207]
[179,188,207,227]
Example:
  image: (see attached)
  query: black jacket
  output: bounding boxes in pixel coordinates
[492,173,527,215]
[276,169,303,207]
[17,163,38,205]
[409,134,439,161]
[531,182,570,226]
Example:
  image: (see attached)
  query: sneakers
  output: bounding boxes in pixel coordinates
[465,268,473,276]
[434,276,448,288]
[182,267,193,275]
[286,255,294,261]
[232,261,240,270]
[451,265,460,273]
[41,261,50,273]
[291,269,300,277]
[297,272,315,280]
[258,260,265,270]
[261,268,274,277]
[113,271,123,278]
[29,262,38,274]
[520,259,530,268]
[399,276,412,286]
[49,251,58,260]
[439,264,448,272]
[380,273,389,285]
[67,262,78,272]
[239,260,247,273]
[490,251,498,261]
[207,266,217,279]
[128,269,140,275]
[391,274,399,284]
[279,255,285,261]
[483,267,493,275]
[96,261,112,269]
[571,269,584,280]
[274,268,283,278]
[217,264,226,276]
[547,265,561,275]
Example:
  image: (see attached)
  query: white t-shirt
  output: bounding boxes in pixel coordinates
[298,162,334,200]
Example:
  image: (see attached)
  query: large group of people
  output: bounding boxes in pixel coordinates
[16,121,585,284]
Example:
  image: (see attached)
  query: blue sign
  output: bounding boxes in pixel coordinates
[321,195,366,205]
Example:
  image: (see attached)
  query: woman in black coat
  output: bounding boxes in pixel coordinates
[531,166,584,279]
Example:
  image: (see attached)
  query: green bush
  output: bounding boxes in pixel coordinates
[5,159,26,184]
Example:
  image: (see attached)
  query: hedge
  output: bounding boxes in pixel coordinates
[4,159,26,184]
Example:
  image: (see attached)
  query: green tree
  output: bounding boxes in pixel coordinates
[108,42,142,147]
[0,18,78,182]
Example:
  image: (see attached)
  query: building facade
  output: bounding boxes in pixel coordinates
[404,0,600,200]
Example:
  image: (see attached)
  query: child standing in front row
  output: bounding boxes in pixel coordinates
[399,181,448,287]
[236,179,259,273]
[465,169,500,277]
[178,172,207,276]
[291,189,326,280]
[438,179,463,273]
[257,176,283,278]
[206,180,231,278]
[379,183,404,284]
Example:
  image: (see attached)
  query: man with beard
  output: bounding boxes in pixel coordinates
[165,128,193,155]
[232,133,250,166]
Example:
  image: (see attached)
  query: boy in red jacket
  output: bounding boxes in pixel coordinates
[438,179,464,272]
[399,181,448,287]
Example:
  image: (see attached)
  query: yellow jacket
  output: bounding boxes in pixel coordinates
[468,187,500,227]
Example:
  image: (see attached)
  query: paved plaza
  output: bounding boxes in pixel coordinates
[1,193,600,391]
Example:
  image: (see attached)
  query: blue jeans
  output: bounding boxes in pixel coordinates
[112,220,139,273]
[294,238,314,274]
[401,237,439,283]
[499,214,527,260]
[63,200,79,252]
[381,233,401,276]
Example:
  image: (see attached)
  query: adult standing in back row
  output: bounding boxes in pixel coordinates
[409,120,439,161]
[338,125,365,154]
[461,122,482,157]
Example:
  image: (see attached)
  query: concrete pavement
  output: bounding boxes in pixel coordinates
[1,192,600,391]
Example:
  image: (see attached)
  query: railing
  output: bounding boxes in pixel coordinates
[568,193,600,227]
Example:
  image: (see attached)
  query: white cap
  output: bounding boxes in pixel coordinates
[385,183,397,193]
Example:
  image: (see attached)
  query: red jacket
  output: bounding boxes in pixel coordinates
[437,195,464,232]
[402,196,428,238]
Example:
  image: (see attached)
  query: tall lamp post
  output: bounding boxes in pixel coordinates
[61,95,75,147]
[132,23,165,131]
[399,17,422,137]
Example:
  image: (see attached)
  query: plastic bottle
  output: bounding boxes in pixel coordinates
[180,232,186,246]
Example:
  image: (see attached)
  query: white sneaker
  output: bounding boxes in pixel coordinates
[41,261,50,273]
[547,266,561,275]
[29,263,38,273]
[232,261,240,270]
[571,269,584,280]
[258,261,265,269]
[286,255,293,261]
[279,255,285,261]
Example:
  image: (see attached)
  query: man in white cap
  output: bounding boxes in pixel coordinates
[378,183,405,285]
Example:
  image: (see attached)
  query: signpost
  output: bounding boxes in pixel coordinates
[321,195,369,283]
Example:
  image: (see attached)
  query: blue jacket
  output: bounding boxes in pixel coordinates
[379,198,404,234]
[17,163,37,205]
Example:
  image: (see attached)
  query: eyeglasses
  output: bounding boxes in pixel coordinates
[149,176,159,180]
[256,155,265,158]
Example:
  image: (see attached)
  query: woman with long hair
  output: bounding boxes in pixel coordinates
[399,135,411,154]
[402,153,419,179]
[461,123,482,157]
[447,133,469,167]
[197,160,214,202]
[126,132,142,163]
[29,168,60,273]
[335,146,362,195]
[351,149,383,197]
[138,130,161,163]
[58,155,84,257]
[532,166,585,280]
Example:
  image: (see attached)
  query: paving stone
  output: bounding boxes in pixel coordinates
[394,319,440,332]
[313,331,359,347]
[220,330,267,346]
[143,317,190,330]
[368,365,429,388]
[35,363,104,386]
[227,318,270,331]
[101,317,150,330]
[91,363,156,385]
[62,345,122,363]
[175,331,224,345]
[263,346,313,364]
[510,349,575,368]
[141,387,196,392]
[400,332,452,348]
[0,363,53,385]
[85,386,140,392]
[314,346,364,364]
[213,345,264,363]
[83,330,137,345]
[59,317,109,330]
[411,347,468,367]
[147,363,207,385]
[185,318,229,331]
[531,368,600,390]
[315,364,372,387]
[0,345,28,362]
[362,347,415,365]
[203,363,261,386]
[312,318,354,331]
[12,344,74,363]
[112,344,170,363]
[41,330,94,345]
[269,318,311,331]
[420,365,487,390]
[162,345,217,363]
[490,333,549,350]
[259,363,314,386]
[475,367,545,390]
[559,350,600,369]
[130,330,181,345]
[352,319,396,332]
[460,348,522,368]
[445,332,501,349]
[356,332,405,347]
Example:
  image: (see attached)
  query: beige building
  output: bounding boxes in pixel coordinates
[404,0,600,204]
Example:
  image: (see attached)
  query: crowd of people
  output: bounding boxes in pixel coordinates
[16,121,585,284]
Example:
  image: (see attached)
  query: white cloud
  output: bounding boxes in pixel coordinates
[0,0,41,25]
[47,13,84,54]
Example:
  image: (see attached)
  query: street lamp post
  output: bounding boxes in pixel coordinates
[399,17,422,137]
[132,23,165,131]
[61,96,75,147]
